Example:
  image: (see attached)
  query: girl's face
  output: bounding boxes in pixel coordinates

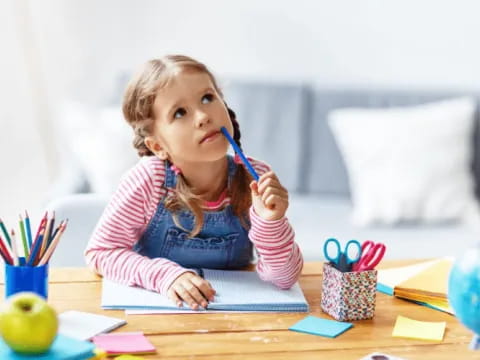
[147,70,234,165]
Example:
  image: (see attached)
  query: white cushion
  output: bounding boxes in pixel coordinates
[59,102,138,195]
[328,97,478,226]
[287,194,479,261]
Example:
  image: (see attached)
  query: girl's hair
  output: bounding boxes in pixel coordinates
[122,55,252,236]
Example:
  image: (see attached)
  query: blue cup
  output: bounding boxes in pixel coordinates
[5,257,49,299]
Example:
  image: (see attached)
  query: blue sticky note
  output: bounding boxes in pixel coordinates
[0,334,95,359]
[289,315,353,338]
[377,282,394,295]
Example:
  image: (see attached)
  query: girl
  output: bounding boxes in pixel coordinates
[85,55,303,310]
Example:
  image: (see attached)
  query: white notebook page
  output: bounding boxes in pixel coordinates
[102,270,307,311]
[59,310,126,340]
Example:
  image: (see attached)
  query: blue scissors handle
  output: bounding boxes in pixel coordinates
[323,238,362,272]
[323,238,342,264]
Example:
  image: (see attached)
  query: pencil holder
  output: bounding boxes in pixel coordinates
[321,262,377,321]
[5,258,49,299]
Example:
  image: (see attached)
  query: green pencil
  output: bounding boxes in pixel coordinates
[0,218,11,247]
[19,215,29,258]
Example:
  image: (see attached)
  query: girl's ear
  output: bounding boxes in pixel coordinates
[145,136,169,160]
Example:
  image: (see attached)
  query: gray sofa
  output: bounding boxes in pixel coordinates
[46,82,480,266]
[224,83,480,259]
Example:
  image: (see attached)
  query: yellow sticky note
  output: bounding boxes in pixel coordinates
[392,315,446,342]
[87,348,107,360]
[114,355,145,360]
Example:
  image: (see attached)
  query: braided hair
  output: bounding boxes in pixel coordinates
[227,107,253,229]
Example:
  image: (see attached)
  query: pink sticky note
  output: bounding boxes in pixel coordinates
[91,331,156,355]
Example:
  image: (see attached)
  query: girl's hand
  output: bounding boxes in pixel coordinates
[167,272,216,310]
[250,171,289,221]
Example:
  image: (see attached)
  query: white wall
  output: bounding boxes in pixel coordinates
[0,0,51,227]
[1,0,480,225]
[30,0,480,106]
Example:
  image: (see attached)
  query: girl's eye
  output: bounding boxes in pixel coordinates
[173,108,186,119]
[201,93,214,104]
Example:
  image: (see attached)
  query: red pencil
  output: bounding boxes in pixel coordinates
[27,222,46,266]
[32,211,48,250]
[0,234,13,265]
[10,229,19,266]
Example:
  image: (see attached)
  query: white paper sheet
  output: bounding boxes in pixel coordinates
[59,310,126,340]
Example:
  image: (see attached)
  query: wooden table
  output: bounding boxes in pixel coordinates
[5,260,480,360]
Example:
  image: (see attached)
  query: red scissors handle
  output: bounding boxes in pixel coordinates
[352,240,386,271]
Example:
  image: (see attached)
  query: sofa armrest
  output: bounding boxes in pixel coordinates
[45,194,107,267]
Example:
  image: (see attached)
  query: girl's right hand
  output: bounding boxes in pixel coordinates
[167,272,216,310]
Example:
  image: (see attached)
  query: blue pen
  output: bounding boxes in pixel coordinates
[220,127,259,181]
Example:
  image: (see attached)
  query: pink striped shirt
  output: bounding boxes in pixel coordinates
[84,156,303,295]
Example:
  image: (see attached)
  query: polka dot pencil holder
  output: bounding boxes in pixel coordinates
[321,262,377,321]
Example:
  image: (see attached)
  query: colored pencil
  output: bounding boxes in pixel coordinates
[18,215,29,258]
[32,212,47,247]
[40,213,54,258]
[0,233,13,265]
[27,217,45,263]
[38,220,67,265]
[47,212,55,246]
[25,210,33,249]
[10,230,19,266]
[0,218,11,247]
[0,246,9,264]
[49,221,61,248]
[27,228,45,266]
[0,232,6,253]
[0,231,12,258]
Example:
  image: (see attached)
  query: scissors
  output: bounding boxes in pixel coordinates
[323,238,362,272]
[352,240,386,272]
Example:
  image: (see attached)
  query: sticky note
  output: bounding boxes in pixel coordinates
[289,315,353,338]
[88,348,108,360]
[0,334,95,359]
[91,332,156,355]
[392,315,446,342]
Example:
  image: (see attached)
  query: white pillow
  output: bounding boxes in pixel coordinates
[328,97,478,226]
[60,102,139,195]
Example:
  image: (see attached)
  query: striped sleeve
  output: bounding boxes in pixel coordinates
[84,157,191,295]
[248,158,304,289]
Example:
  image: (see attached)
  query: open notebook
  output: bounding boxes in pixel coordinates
[377,258,453,313]
[102,269,309,312]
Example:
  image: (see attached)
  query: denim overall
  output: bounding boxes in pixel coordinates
[134,155,253,270]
